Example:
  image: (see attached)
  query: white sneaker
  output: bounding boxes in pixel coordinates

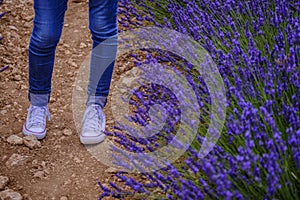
[80,104,106,144]
[23,105,50,140]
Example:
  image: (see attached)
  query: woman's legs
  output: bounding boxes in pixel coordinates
[80,0,118,144]
[86,0,118,108]
[28,0,68,106]
[23,0,68,139]
[25,0,118,143]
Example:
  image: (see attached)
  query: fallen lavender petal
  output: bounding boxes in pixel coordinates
[0,65,9,73]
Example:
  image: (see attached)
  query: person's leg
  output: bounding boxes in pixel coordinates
[86,0,118,108]
[28,0,68,106]
[80,0,118,144]
[24,0,68,139]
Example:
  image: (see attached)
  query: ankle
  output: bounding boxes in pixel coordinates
[86,95,107,109]
[28,93,50,107]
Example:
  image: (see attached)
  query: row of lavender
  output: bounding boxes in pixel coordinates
[99,0,300,199]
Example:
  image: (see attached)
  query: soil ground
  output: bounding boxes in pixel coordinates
[0,0,131,199]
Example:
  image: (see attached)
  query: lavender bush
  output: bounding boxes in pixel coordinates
[99,0,300,199]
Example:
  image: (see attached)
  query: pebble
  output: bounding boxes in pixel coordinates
[24,22,31,28]
[104,167,119,173]
[63,128,72,136]
[6,153,29,167]
[6,135,23,145]
[73,157,82,163]
[24,15,34,22]
[8,25,18,31]
[31,159,38,166]
[0,189,22,200]
[106,120,114,124]
[13,75,22,81]
[60,196,68,200]
[0,110,7,115]
[2,156,7,162]
[33,171,45,179]
[69,61,77,68]
[64,50,71,55]
[23,135,41,149]
[63,179,72,186]
[75,86,84,91]
[0,176,9,190]
[79,42,87,48]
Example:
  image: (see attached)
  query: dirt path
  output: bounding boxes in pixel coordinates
[0,0,126,199]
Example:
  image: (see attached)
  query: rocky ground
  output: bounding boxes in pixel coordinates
[0,0,134,199]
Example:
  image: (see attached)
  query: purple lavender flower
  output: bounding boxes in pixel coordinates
[98,0,300,199]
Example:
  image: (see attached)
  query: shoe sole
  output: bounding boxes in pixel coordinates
[80,133,106,145]
[22,124,46,140]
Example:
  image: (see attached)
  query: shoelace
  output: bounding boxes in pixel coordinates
[83,105,104,131]
[28,106,50,127]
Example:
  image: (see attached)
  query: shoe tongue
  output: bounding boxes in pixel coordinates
[31,107,46,124]
[32,106,50,120]
[32,107,45,116]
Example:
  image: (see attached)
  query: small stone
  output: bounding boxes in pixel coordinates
[41,161,46,169]
[106,120,114,124]
[43,169,50,175]
[63,179,71,186]
[49,97,56,103]
[62,43,70,48]
[31,159,38,166]
[104,167,119,173]
[0,189,22,200]
[69,61,77,68]
[0,176,9,190]
[73,157,81,163]
[63,128,72,136]
[60,196,68,200]
[64,50,71,55]
[0,110,7,115]
[24,22,31,28]
[59,136,66,141]
[2,156,7,162]
[8,26,18,31]
[6,154,29,167]
[7,135,23,145]
[23,135,41,149]
[33,171,45,179]
[20,85,28,90]
[75,86,84,91]
[13,75,22,81]
[79,42,87,48]
[24,15,34,22]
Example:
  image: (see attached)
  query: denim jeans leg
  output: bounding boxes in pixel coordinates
[87,0,118,108]
[28,0,68,106]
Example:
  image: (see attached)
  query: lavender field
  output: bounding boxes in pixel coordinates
[98,0,300,199]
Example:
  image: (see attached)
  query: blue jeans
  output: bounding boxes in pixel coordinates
[28,0,118,108]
